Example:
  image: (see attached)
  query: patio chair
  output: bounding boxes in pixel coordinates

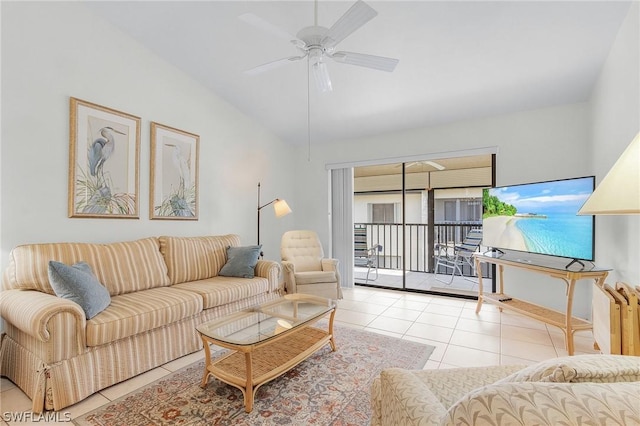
[363,244,383,284]
[434,228,483,284]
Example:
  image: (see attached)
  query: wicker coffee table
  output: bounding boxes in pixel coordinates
[196,293,337,412]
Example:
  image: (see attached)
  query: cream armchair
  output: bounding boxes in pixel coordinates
[281,230,343,300]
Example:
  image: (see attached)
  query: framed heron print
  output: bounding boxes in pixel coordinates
[68,97,141,218]
[150,122,199,220]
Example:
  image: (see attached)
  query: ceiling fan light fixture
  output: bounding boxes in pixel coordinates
[312,60,333,92]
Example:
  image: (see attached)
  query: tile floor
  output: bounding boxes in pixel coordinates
[0,285,598,425]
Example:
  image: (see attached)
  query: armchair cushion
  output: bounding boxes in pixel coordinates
[48,261,111,319]
[293,271,338,285]
[219,245,261,279]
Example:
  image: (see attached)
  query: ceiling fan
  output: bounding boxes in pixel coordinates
[239,0,399,92]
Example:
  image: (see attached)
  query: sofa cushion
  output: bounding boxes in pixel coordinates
[5,238,170,296]
[48,261,111,319]
[159,235,241,285]
[443,381,640,426]
[219,245,261,279]
[173,276,270,309]
[495,354,640,384]
[86,287,202,346]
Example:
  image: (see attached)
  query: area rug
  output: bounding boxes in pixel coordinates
[74,324,434,426]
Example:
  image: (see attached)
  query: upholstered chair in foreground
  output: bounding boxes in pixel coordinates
[281,230,343,300]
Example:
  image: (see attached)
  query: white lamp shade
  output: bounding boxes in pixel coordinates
[273,199,292,217]
[578,132,640,215]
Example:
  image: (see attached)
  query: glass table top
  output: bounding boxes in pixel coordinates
[196,294,336,346]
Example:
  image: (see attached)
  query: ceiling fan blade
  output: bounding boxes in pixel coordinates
[330,51,399,72]
[321,0,377,49]
[238,13,297,42]
[244,56,305,76]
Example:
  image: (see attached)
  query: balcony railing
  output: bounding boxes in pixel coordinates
[355,222,491,278]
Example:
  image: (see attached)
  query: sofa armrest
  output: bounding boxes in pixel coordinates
[255,259,283,295]
[380,368,447,426]
[0,289,86,355]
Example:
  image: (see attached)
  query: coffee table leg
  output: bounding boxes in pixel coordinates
[328,308,337,351]
[200,335,212,388]
[244,352,254,412]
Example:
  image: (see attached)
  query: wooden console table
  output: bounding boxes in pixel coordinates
[474,253,609,355]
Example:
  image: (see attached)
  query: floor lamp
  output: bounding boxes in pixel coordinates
[257,182,292,257]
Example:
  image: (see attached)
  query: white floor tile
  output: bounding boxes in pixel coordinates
[423,303,463,317]
[380,306,422,321]
[366,316,413,334]
[334,309,377,326]
[501,324,554,346]
[500,337,560,362]
[454,317,501,336]
[449,329,501,353]
[441,345,501,368]
[405,322,454,343]
[415,311,460,329]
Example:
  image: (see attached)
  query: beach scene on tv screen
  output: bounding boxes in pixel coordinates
[483,177,594,260]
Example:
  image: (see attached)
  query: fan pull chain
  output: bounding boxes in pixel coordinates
[307,58,311,162]
[314,0,318,26]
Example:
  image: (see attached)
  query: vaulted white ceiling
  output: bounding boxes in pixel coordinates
[87,1,632,146]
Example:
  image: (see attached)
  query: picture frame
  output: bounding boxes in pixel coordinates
[150,122,199,220]
[68,97,141,218]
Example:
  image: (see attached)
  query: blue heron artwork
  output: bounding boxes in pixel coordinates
[69,98,140,218]
[150,122,198,219]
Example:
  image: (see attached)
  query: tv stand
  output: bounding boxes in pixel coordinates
[482,247,504,257]
[474,253,609,355]
[565,258,586,269]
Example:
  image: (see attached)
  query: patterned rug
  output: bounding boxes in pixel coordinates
[74,324,434,426]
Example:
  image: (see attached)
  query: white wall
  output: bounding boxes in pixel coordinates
[293,3,639,321]
[0,3,294,268]
[296,103,593,316]
[589,2,640,286]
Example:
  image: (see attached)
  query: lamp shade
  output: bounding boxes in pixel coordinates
[578,132,640,215]
[273,199,292,217]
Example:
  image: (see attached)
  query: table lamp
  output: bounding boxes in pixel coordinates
[578,132,639,215]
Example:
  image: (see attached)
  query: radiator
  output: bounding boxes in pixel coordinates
[592,282,640,355]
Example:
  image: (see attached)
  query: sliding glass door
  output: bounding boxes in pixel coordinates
[350,154,494,297]
[353,162,406,288]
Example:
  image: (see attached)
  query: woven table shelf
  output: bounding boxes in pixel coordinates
[212,327,328,382]
[483,294,591,330]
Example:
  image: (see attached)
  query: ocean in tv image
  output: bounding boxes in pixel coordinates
[483,177,594,260]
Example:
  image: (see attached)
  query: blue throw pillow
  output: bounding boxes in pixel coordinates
[48,261,111,319]
[219,245,261,279]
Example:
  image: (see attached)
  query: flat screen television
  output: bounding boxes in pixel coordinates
[482,176,595,262]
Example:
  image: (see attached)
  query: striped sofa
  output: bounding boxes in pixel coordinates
[0,235,282,413]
